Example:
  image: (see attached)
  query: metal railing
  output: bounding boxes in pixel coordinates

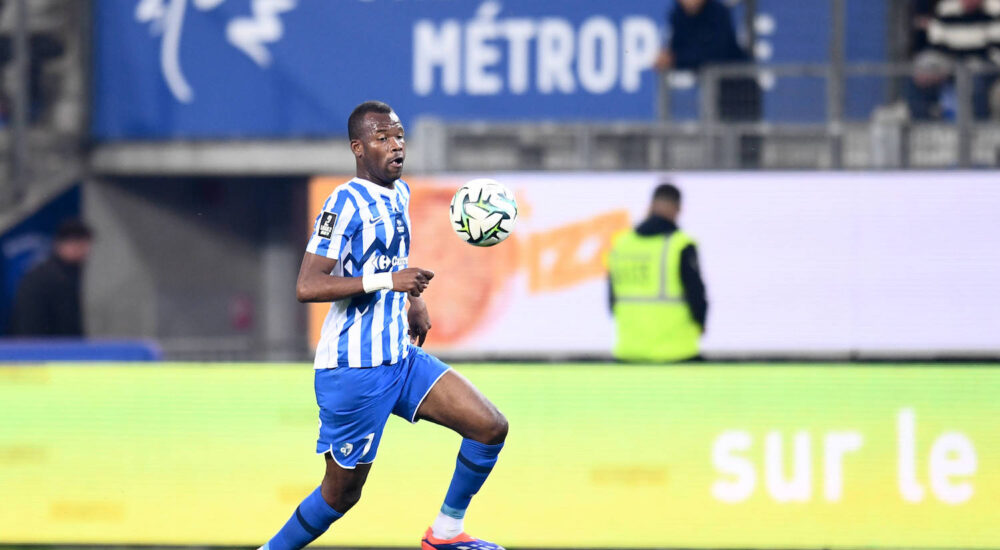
[415,61,1000,172]
[0,0,87,222]
[663,61,1000,169]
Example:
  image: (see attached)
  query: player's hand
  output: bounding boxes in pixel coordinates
[392,268,434,296]
[407,296,432,346]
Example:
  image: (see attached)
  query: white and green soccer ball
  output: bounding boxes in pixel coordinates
[449,179,518,247]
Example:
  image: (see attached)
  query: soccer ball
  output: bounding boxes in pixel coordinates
[449,179,518,247]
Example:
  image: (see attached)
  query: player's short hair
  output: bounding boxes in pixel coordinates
[653,183,682,204]
[348,100,394,140]
[54,219,93,242]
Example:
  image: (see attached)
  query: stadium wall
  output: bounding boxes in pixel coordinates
[1,363,997,548]
[83,178,308,359]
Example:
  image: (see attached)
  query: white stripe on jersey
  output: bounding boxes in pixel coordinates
[323,299,348,367]
[388,290,401,364]
[348,305,362,368]
[368,194,396,367]
[371,288,385,366]
[389,184,409,366]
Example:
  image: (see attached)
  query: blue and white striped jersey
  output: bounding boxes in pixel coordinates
[306,177,412,369]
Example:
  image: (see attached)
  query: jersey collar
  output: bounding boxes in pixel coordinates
[352,177,398,197]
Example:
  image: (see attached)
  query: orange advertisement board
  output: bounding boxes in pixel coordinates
[307,175,630,353]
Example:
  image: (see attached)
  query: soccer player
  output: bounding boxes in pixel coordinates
[260,101,508,550]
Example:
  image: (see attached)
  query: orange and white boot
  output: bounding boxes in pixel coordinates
[421,527,505,550]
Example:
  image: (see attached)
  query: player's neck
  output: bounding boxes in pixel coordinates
[355,171,396,190]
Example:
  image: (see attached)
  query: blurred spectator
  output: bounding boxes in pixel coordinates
[656,0,747,73]
[655,0,761,165]
[607,184,707,363]
[7,219,92,337]
[908,0,1000,120]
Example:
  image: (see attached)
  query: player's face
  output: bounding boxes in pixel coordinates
[356,111,406,185]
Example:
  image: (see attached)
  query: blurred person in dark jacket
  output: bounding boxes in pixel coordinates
[910,0,939,54]
[656,0,748,73]
[8,219,92,337]
[655,0,761,164]
[908,0,1000,120]
[607,184,708,362]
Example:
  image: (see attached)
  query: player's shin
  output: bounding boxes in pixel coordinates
[264,487,343,550]
[432,439,504,539]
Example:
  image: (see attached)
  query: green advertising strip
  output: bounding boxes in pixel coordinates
[1,364,997,548]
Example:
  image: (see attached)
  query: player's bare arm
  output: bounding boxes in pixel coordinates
[408,295,432,346]
[296,251,434,302]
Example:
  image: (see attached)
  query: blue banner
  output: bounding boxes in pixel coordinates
[92,0,886,139]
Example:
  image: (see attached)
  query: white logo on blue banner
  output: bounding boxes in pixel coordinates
[134,0,297,103]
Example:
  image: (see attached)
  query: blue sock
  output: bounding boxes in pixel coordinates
[265,487,343,550]
[441,439,504,518]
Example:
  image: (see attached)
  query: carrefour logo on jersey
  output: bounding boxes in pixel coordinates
[413,1,660,96]
[370,254,409,273]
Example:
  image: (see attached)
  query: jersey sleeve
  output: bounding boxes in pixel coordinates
[306,190,359,260]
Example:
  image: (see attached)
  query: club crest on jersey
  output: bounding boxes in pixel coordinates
[318,212,337,239]
[339,442,353,456]
[395,217,405,234]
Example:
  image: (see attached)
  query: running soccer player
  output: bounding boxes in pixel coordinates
[260,101,508,550]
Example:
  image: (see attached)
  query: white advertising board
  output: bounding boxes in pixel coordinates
[310,172,1000,357]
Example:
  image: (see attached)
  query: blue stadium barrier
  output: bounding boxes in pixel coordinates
[0,339,162,362]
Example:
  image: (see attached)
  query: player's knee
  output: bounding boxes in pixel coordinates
[340,486,364,512]
[321,484,363,514]
[482,410,508,445]
[320,478,365,514]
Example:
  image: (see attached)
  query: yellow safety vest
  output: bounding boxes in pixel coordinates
[608,229,702,362]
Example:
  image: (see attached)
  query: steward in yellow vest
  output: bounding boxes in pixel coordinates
[608,184,707,362]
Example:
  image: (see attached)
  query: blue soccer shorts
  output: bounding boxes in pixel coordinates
[314,345,451,469]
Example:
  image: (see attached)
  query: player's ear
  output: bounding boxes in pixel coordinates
[350,139,363,158]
